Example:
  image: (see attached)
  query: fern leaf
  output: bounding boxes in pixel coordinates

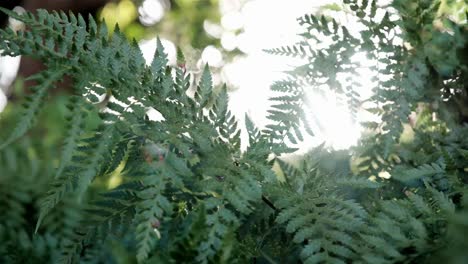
[151,37,168,75]
[36,125,117,232]
[135,169,172,263]
[393,161,446,182]
[195,64,213,107]
[1,70,65,149]
[55,96,88,178]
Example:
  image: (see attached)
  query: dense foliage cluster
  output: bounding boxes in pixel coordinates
[0,0,467,263]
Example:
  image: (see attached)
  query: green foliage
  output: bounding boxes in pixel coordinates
[263,0,467,262]
[0,1,467,263]
[0,6,267,263]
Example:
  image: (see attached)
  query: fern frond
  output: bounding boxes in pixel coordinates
[36,125,117,232]
[275,190,366,263]
[134,169,172,263]
[1,70,66,149]
[336,176,382,189]
[195,64,213,108]
[393,160,446,182]
[151,37,169,75]
[55,96,89,178]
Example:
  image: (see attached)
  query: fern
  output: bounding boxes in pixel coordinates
[0,70,66,149]
[55,96,89,178]
[0,8,270,262]
[276,192,367,263]
[393,161,445,182]
[1,1,467,263]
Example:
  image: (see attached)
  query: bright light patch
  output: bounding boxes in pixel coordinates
[201,46,223,68]
[139,38,177,65]
[0,54,21,93]
[138,0,166,26]
[146,107,165,122]
[378,171,391,179]
[221,32,238,51]
[305,90,361,150]
[219,0,383,151]
[203,20,223,38]
[0,90,7,113]
[221,11,244,31]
